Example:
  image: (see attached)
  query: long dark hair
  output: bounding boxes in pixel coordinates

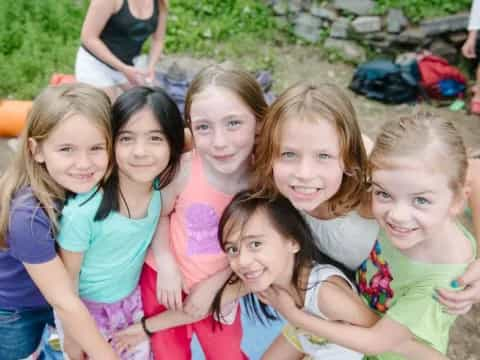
[211,190,353,325]
[95,86,184,220]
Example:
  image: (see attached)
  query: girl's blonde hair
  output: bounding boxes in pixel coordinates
[369,112,468,195]
[184,63,268,130]
[252,82,369,216]
[0,83,112,248]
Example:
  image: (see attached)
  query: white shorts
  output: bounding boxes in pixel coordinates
[75,46,138,88]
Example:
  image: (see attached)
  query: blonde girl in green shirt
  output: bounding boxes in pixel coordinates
[258,112,475,359]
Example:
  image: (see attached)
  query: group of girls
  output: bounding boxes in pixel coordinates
[1,62,480,360]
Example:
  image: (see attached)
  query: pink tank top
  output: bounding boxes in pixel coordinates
[146,153,232,291]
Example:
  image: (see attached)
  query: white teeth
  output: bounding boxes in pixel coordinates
[71,173,93,180]
[292,186,318,194]
[243,269,264,279]
[389,223,414,233]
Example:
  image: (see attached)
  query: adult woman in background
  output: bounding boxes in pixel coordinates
[76,0,168,100]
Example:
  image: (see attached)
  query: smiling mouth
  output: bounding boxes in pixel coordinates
[290,185,321,195]
[130,163,153,168]
[212,154,234,161]
[69,172,95,181]
[241,269,265,281]
[387,221,417,235]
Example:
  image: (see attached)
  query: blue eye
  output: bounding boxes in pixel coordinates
[194,124,209,132]
[281,151,296,160]
[414,197,430,206]
[91,145,106,151]
[59,146,73,153]
[374,190,390,200]
[227,119,242,129]
[318,153,331,160]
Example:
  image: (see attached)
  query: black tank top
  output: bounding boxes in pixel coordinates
[84,0,159,66]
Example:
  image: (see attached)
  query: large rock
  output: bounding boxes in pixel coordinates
[294,13,323,42]
[352,16,382,33]
[420,13,469,36]
[386,9,408,34]
[311,6,337,21]
[330,17,350,39]
[396,27,429,46]
[333,0,375,16]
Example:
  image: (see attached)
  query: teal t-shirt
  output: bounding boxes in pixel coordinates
[58,188,161,303]
[357,225,476,359]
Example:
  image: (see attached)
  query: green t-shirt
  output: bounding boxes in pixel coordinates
[357,225,476,359]
[58,188,161,303]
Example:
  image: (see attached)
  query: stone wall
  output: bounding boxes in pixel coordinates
[267,0,470,64]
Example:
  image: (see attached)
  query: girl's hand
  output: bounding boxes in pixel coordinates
[63,335,86,360]
[112,323,147,355]
[156,253,184,311]
[184,277,221,320]
[436,258,480,314]
[462,32,477,59]
[145,67,156,86]
[121,65,147,86]
[256,285,299,320]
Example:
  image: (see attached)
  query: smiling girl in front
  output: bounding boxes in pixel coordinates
[57,86,184,358]
[257,113,476,359]
[213,191,446,360]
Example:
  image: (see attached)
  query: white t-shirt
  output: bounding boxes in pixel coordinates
[303,210,379,271]
[284,264,363,359]
[469,0,480,30]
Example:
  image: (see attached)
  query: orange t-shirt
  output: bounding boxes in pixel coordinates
[146,153,231,292]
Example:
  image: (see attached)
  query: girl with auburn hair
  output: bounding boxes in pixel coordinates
[252,81,480,314]
[256,113,475,358]
[114,63,268,359]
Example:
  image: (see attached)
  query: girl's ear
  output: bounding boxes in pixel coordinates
[288,239,300,254]
[449,185,468,217]
[28,138,45,163]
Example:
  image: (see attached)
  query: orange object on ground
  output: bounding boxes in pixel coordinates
[49,73,76,85]
[0,99,32,137]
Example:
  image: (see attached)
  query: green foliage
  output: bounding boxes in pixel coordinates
[374,0,471,23]
[0,0,86,99]
[0,0,279,99]
[166,0,277,54]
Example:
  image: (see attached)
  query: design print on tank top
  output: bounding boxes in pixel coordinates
[186,203,222,255]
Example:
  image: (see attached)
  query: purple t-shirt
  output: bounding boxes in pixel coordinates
[0,188,57,310]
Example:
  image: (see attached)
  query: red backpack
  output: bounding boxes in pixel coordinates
[417,54,466,98]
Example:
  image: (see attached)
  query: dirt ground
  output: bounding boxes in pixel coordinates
[1,43,479,358]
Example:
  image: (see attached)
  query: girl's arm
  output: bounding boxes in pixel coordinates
[59,249,92,358]
[152,153,191,310]
[113,278,247,351]
[146,0,168,82]
[437,157,480,312]
[24,256,118,360]
[81,0,145,84]
[257,278,446,358]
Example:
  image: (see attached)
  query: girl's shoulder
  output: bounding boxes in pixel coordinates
[62,188,103,217]
[304,210,379,246]
[160,152,193,213]
[10,187,49,226]
[307,264,358,320]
